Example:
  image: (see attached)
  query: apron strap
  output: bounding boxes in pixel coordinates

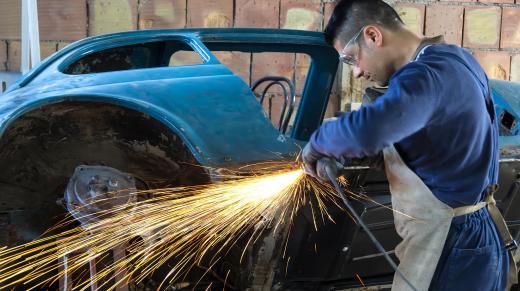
[485,185,519,289]
[447,58,516,285]
[411,48,515,286]
[452,202,487,217]
[431,52,495,122]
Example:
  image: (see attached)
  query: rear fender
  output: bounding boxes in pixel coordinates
[0,94,206,164]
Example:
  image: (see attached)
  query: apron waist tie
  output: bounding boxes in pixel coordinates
[452,201,487,217]
[453,184,518,288]
[452,185,502,218]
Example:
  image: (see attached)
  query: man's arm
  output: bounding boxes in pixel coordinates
[310,65,439,159]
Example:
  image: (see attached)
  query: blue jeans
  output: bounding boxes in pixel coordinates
[429,207,509,291]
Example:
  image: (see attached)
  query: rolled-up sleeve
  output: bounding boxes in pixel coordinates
[310,65,440,159]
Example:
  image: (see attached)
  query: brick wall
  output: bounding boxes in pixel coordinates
[0,0,519,110]
[392,0,520,84]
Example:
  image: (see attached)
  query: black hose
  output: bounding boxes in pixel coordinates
[323,162,418,291]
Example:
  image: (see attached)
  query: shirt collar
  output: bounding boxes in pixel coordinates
[411,35,445,61]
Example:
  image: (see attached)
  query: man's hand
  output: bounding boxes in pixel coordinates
[316,157,338,182]
[301,142,323,180]
[301,144,342,182]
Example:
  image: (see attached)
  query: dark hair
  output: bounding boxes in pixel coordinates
[324,0,404,45]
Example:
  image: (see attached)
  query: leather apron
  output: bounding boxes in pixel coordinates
[385,145,518,291]
[385,145,487,290]
[383,40,518,291]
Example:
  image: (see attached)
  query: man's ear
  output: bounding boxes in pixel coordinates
[364,26,383,47]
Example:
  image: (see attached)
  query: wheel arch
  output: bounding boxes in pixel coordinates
[0,99,211,241]
[0,94,208,166]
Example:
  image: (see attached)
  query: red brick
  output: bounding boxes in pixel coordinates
[281,0,322,31]
[474,51,511,80]
[501,8,520,49]
[340,64,371,105]
[38,0,87,41]
[88,0,138,36]
[340,65,352,105]
[0,41,6,71]
[235,0,279,28]
[323,2,336,29]
[463,6,501,49]
[295,53,310,95]
[251,53,295,106]
[57,42,72,51]
[511,54,520,82]
[187,0,233,28]
[213,51,251,84]
[479,0,513,3]
[251,52,298,128]
[138,0,186,29]
[7,41,21,72]
[394,3,425,35]
[40,42,57,60]
[0,0,21,39]
[251,52,295,93]
[6,41,57,71]
[169,51,204,66]
[267,95,288,128]
[325,90,340,118]
[325,71,341,117]
[263,95,301,130]
[439,0,475,2]
[0,1,87,40]
[425,4,463,46]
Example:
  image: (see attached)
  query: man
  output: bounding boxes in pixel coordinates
[301,0,517,290]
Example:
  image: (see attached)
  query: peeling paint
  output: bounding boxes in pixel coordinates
[490,64,508,80]
[283,8,320,31]
[466,8,499,46]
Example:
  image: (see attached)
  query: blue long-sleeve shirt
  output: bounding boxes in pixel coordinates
[310,44,498,208]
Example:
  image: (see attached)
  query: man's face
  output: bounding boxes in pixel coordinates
[335,26,393,86]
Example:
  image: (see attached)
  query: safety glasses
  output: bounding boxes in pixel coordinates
[339,26,365,66]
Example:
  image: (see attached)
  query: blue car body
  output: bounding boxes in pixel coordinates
[0,28,338,168]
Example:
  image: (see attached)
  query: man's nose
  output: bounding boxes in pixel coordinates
[352,66,364,78]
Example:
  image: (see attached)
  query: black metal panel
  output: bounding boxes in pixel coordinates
[497,160,520,239]
[274,167,399,289]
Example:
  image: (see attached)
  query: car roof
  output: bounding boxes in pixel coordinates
[16,28,335,88]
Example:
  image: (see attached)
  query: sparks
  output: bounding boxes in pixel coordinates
[0,167,337,290]
[0,165,411,290]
